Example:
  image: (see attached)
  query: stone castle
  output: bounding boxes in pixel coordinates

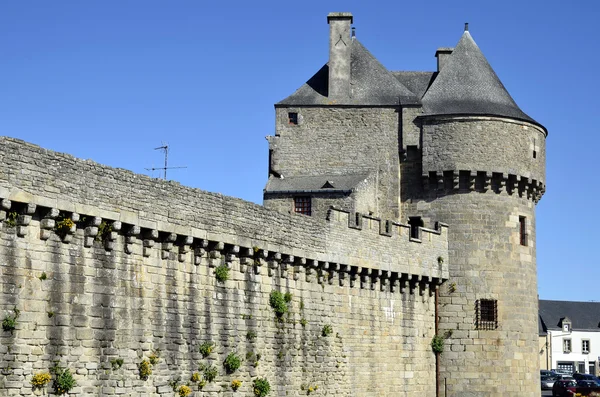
[0,12,545,397]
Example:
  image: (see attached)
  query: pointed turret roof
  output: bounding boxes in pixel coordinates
[277,39,419,106]
[422,30,542,128]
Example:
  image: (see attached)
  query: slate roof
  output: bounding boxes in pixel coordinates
[264,173,370,194]
[277,39,419,106]
[539,300,600,332]
[421,31,541,127]
[392,71,436,100]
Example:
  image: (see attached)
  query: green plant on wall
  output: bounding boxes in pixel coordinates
[253,377,271,397]
[4,211,18,227]
[110,358,124,370]
[321,324,333,337]
[223,352,241,374]
[38,272,47,281]
[96,220,112,242]
[178,385,192,397]
[31,372,51,389]
[55,216,75,238]
[2,307,20,333]
[269,290,288,317]
[138,359,152,380]
[202,365,218,383]
[215,265,230,283]
[199,341,215,358]
[52,364,76,395]
[431,334,444,354]
[148,350,160,365]
[246,330,257,341]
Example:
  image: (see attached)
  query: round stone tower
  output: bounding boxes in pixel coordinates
[415,28,547,396]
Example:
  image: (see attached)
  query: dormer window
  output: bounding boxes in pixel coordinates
[561,317,572,333]
[288,112,298,125]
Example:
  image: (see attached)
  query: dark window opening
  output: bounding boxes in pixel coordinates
[476,299,498,330]
[519,216,527,246]
[294,197,311,216]
[408,217,423,239]
[533,150,537,159]
[288,112,298,125]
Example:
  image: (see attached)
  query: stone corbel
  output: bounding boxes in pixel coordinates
[194,239,208,266]
[482,172,492,192]
[161,233,177,259]
[390,273,400,293]
[468,171,477,191]
[125,225,141,254]
[498,173,507,193]
[371,269,381,290]
[105,221,121,251]
[452,171,459,191]
[225,245,240,270]
[268,252,281,277]
[15,203,36,237]
[304,259,315,282]
[436,172,444,191]
[293,257,306,281]
[208,242,225,268]
[239,247,253,273]
[40,208,60,241]
[349,267,358,288]
[338,264,348,286]
[253,248,267,275]
[327,263,338,285]
[143,229,159,257]
[281,255,293,279]
[380,270,389,292]
[178,236,194,262]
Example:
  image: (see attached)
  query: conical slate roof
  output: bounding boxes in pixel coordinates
[422,31,541,126]
[277,39,419,106]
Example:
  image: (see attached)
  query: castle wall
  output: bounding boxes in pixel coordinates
[0,137,447,397]
[271,107,401,220]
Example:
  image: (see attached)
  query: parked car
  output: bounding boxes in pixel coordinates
[542,369,558,378]
[552,379,576,397]
[573,373,600,385]
[576,379,597,388]
[541,375,556,390]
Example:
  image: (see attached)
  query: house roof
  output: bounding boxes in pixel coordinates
[392,71,436,100]
[277,39,419,106]
[264,173,370,194]
[421,31,543,128]
[539,300,600,332]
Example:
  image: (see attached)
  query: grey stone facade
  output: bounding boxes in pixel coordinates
[265,12,546,397]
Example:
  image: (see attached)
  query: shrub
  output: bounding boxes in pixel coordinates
[223,352,241,374]
[283,292,293,303]
[4,211,17,227]
[2,307,20,332]
[199,341,215,357]
[190,372,201,383]
[138,359,152,380]
[215,265,230,282]
[148,351,160,365]
[322,324,333,337]
[178,385,192,397]
[231,379,242,391]
[269,291,288,317]
[253,377,271,397]
[56,217,74,237]
[300,318,308,327]
[39,272,47,281]
[203,365,218,382]
[110,358,124,370]
[52,366,76,395]
[96,220,112,242]
[246,330,257,341]
[198,379,207,389]
[431,334,444,354]
[31,372,51,389]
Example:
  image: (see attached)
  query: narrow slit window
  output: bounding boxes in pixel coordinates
[294,196,311,216]
[288,112,298,125]
[533,150,537,159]
[476,299,498,330]
[519,216,527,246]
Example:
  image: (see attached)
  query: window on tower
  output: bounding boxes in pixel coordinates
[288,112,298,125]
[476,299,498,330]
[519,216,528,246]
[293,196,311,216]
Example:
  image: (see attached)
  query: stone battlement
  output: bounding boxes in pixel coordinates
[0,137,448,288]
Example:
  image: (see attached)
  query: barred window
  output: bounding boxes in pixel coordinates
[294,197,311,216]
[476,299,498,330]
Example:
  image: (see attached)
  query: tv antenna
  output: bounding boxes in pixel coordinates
[145,143,187,180]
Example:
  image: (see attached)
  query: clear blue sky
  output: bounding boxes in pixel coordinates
[1,1,597,301]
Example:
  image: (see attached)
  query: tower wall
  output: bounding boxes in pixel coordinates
[410,116,546,396]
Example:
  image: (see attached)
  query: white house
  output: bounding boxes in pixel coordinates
[539,300,600,375]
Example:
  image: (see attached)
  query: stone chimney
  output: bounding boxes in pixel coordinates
[435,47,454,72]
[327,12,353,100]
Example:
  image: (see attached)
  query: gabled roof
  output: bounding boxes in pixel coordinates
[277,39,419,106]
[539,300,600,332]
[264,173,370,194]
[392,71,436,100]
[421,31,542,127]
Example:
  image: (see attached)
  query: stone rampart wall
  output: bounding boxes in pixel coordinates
[0,137,448,396]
